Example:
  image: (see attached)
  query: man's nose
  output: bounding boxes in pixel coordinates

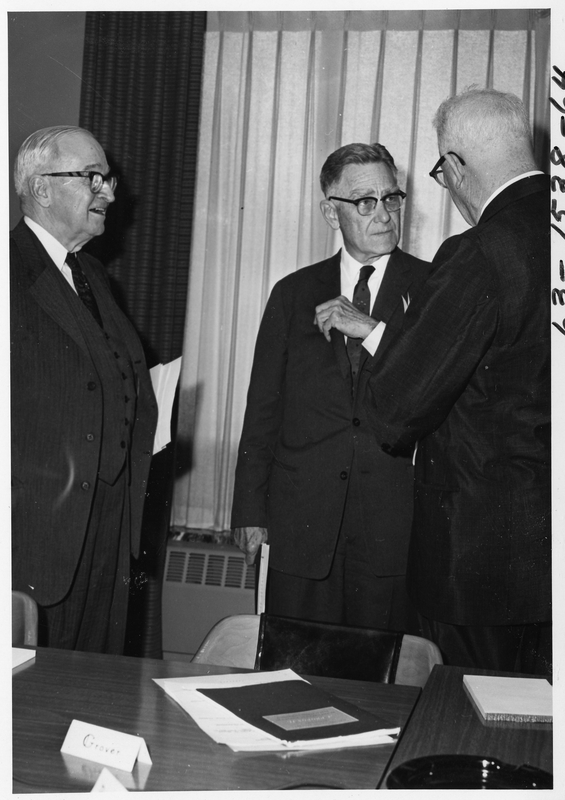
[374,200,391,222]
[98,180,116,203]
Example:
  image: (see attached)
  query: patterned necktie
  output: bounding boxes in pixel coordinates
[346,264,375,379]
[65,252,103,327]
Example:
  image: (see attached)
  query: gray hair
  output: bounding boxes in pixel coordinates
[14,125,93,199]
[320,142,398,196]
[433,87,532,151]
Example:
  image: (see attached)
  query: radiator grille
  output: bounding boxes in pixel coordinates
[206,555,225,586]
[164,545,255,591]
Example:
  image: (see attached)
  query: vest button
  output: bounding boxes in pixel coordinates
[87,381,97,391]
[120,441,126,449]
[81,481,90,491]
[86,433,94,442]
[352,418,360,426]
[340,471,348,480]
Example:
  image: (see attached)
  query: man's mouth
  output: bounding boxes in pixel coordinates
[90,208,107,216]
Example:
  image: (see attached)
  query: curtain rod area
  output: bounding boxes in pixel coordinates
[207,9,548,34]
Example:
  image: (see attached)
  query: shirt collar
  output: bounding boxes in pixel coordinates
[340,247,391,280]
[24,216,72,270]
[480,171,544,219]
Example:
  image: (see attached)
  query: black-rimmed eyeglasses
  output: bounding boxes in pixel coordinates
[41,170,119,194]
[328,191,406,216]
[429,152,466,188]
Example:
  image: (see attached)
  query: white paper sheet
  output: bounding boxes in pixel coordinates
[12,647,36,669]
[256,542,270,614]
[153,668,399,752]
[150,357,182,453]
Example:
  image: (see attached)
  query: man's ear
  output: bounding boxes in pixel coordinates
[28,175,51,207]
[320,198,340,231]
[444,153,465,190]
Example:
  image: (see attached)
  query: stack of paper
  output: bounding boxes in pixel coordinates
[463,675,552,723]
[154,669,399,752]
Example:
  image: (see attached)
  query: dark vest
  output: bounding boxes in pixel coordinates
[60,272,137,484]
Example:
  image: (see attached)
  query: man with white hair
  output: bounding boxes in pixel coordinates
[315,88,551,675]
[11,126,157,653]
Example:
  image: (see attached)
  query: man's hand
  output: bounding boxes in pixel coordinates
[233,526,268,565]
[314,295,378,342]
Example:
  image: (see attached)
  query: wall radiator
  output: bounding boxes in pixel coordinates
[162,539,255,660]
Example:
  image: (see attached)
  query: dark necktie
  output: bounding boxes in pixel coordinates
[65,252,103,327]
[346,264,375,379]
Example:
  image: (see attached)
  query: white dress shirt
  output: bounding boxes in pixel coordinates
[340,248,389,356]
[24,216,78,293]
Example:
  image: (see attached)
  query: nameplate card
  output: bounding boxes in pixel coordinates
[61,719,152,773]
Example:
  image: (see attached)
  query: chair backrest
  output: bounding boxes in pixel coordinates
[12,591,39,647]
[192,613,442,687]
[255,613,404,683]
[396,633,443,688]
[192,614,260,669]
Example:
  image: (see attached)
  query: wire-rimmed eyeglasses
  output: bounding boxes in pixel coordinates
[41,170,119,194]
[328,191,406,216]
[429,152,466,188]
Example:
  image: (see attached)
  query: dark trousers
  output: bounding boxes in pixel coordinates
[266,464,418,633]
[37,470,131,655]
[418,613,552,678]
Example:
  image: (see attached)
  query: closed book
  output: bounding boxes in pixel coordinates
[463,675,552,723]
[198,679,393,742]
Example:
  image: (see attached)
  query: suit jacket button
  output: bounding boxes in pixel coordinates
[352,418,360,426]
[81,481,90,491]
[340,471,348,480]
[86,433,95,442]
[87,381,97,391]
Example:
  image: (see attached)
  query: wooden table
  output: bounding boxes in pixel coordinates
[13,647,420,793]
[379,665,553,789]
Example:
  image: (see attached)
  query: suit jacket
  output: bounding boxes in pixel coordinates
[231,247,430,579]
[10,220,157,606]
[364,175,551,626]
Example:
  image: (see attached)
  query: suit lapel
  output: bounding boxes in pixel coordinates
[358,248,412,371]
[14,222,91,355]
[317,251,351,382]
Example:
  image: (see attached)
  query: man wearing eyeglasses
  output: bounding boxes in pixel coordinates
[324,89,550,675]
[232,142,430,630]
[10,126,157,653]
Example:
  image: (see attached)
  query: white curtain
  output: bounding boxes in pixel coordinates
[172,9,550,533]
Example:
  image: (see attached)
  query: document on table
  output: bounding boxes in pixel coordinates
[12,647,36,669]
[153,668,399,752]
[150,357,182,453]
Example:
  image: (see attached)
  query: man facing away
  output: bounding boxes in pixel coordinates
[231,143,430,631]
[316,89,551,676]
[11,126,157,654]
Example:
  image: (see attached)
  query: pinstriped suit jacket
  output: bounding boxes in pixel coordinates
[10,220,157,606]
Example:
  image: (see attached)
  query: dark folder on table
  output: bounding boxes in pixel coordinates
[198,679,393,742]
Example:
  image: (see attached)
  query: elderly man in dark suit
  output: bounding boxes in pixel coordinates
[318,89,551,675]
[231,143,430,631]
[11,125,157,654]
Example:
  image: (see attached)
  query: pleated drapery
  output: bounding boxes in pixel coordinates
[80,11,205,365]
[80,11,206,656]
[172,9,550,537]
